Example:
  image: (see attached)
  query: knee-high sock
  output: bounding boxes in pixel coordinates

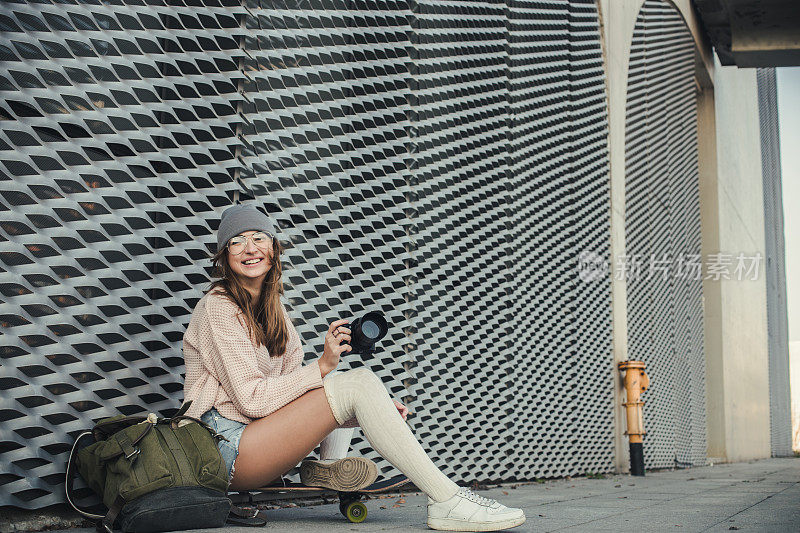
[322,368,459,502]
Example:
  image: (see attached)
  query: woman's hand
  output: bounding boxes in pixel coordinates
[319,319,351,378]
[393,399,410,421]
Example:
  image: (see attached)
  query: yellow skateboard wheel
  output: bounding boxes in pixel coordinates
[341,500,367,523]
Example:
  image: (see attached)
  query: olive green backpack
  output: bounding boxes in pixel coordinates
[65,401,257,532]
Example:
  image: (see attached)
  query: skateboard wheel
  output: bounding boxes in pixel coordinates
[341,501,367,523]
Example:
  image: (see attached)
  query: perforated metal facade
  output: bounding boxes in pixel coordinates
[0,0,612,510]
[235,0,418,483]
[0,0,246,510]
[624,0,707,469]
[408,0,614,482]
[757,68,792,458]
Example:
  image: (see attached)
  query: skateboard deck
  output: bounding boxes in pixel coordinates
[258,474,409,494]
[255,475,410,523]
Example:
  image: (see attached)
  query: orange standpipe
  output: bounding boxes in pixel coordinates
[618,360,649,476]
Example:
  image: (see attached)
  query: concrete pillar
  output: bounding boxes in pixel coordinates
[596,0,646,475]
[706,57,772,462]
[598,0,714,472]
[697,83,724,459]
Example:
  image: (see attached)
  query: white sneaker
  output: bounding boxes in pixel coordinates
[427,487,526,531]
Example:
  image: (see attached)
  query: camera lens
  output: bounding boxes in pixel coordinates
[361,319,381,340]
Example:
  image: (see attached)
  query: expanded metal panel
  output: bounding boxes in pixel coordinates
[0,0,244,510]
[503,0,613,479]
[1,0,611,509]
[235,0,416,480]
[757,68,792,457]
[624,0,706,469]
[406,0,514,484]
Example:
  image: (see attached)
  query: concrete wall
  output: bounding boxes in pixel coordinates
[599,0,773,466]
[706,57,772,461]
[597,0,644,474]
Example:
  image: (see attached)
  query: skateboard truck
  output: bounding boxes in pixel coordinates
[338,493,368,523]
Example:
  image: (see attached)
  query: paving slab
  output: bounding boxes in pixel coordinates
[18,457,800,533]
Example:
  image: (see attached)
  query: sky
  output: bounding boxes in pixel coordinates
[778,67,799,344]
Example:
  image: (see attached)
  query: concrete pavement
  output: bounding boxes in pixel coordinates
[41,457,800,533]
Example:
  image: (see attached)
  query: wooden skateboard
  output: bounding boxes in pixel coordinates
[256,474,410,523]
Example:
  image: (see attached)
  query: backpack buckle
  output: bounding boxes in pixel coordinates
[125,446,140,460]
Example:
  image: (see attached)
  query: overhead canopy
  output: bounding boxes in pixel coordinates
[693,0,800,67]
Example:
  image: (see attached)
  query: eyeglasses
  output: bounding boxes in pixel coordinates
[227,231,273,255]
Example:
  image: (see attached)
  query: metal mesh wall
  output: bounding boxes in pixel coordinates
[756,68,792,458]
[0,0,611,509]
[624,0,706,469]
[405,0,614,483]
[503,0,613,478]
[0,0,245,509]
[406,0,514,483]
[235,0,417,477]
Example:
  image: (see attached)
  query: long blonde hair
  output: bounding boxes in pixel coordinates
[208,238,288,357]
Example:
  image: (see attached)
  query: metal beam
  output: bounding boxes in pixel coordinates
[693,0,800,67]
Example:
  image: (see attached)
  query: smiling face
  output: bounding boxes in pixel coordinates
[226,230,274,289]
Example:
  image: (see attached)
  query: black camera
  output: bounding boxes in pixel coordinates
[342,311,389,355]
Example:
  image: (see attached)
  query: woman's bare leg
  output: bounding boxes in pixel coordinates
[229,388,339,491]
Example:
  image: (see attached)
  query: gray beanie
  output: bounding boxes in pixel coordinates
[217,204,276,251]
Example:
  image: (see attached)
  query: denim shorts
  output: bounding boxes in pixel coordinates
[200,408,246,483]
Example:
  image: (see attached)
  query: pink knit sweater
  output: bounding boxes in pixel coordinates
[181,289,324,424]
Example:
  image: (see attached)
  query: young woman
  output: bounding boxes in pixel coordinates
[181,204,526,531]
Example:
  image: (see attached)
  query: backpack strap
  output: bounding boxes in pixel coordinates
[226,505,266,527]
[157,425,195,485]
[173,401,192,418]
[65,431,104,520]
[96,495,125,533]
[168,414,230,443]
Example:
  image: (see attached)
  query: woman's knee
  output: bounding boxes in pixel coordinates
[349,367,383,387]
[325,367,387,407]
[327,367,385,396]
